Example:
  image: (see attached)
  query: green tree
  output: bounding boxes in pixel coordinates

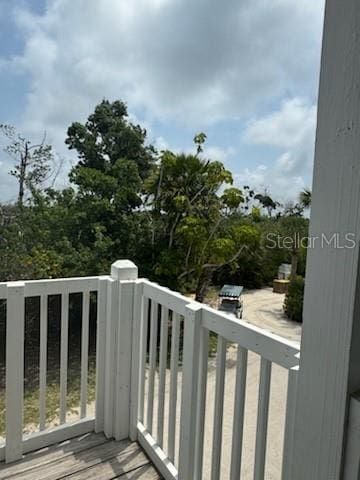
[66,99,155,183]
[299,188,312,209]
[63,100,157,271]
[278,214,308,279]
[254,192,279,217]
[146,137,249,299]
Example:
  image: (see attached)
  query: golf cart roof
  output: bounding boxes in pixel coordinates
[219,284,244,298]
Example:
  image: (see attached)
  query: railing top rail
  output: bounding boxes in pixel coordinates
[201,305,300,369]
[0,275,110,299]
[140,278,300,370]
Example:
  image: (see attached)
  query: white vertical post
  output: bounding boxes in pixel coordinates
[103,278,118,438]
[211,335,227,480]
[291,0,360,478]
[59,293,69,425]
[139,296,149,426]
[129,281,144,441]
[114,280,135,440]
[5,282,25,463]
[95,276,108,433]
[39,294,48,431]
[230,346,248,480]
[282,366,299,480]
[168,312,181,462]
[157,306,169,446]
[105,260,138,440]
[194,328,209,480]
[80,290,90,418]
[178,303,202,480]
[254,358,272,480]
[146,300,158,434]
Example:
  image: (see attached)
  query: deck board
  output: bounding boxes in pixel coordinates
[0,434,161,479]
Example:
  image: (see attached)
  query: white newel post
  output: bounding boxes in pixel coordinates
[291,0,360,478]
[5,282,25,463]
[103,260,138,440]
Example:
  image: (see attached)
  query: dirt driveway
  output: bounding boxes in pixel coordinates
[241,287,302,343]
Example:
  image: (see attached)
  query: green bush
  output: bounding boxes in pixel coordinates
[284,275,304,322]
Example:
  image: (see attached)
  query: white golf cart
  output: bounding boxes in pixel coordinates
[218,284,244,319]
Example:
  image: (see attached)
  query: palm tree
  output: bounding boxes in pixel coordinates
[299,189,312,209]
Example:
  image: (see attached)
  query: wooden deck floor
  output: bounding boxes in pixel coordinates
[0,433,161,479]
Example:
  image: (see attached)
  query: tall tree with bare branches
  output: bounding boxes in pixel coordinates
[0,124,54,205]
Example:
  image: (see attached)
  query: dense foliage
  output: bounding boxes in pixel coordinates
[284,275,305,322]
[0,99,310,305]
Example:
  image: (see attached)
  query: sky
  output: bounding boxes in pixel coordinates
[0,0,325,203]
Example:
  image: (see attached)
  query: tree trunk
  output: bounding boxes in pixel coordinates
[195,267,214,303]
[18,147,28,206]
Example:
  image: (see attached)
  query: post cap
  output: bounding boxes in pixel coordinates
[111,260,138,281]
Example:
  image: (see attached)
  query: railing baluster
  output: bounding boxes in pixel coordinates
[80,290,90,418]
[230,346,248,480]
[39,294,48,431]
[130,281,144,441]
[157,306,169,446]
[194,328,209,480]
[139,296,149,425]
[281,365,299,480]
[147,301,158,434]
[59,293,69,424]
[168,311,180,463]
[211,335,227,480]
[5,282,25,463]
[104,278,118,438]
[179,304,202,480]
[254,358,272,480]
[95,277,108,433]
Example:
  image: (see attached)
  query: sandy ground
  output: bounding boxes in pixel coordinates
[241,287,302,343]
[2,287,302,480]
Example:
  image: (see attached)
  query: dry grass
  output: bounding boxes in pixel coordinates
[0,355,96,437]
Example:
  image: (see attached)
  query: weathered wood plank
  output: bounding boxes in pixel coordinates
[0,433,107,478]
[63,446,152,479]
[116,465,160,479]
[0,436,157,480]
[0,439,137,480]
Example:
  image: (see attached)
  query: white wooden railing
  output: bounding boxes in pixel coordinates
[0,260,300,480]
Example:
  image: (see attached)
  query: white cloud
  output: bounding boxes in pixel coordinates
[0,0,324,201]
[11,0,324,134]
[238,98,317,200]
[203,145,235,164]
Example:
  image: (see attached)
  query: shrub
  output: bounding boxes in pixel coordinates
[284,275,304,322]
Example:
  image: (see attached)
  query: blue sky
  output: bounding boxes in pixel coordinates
[0,0,325,203]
